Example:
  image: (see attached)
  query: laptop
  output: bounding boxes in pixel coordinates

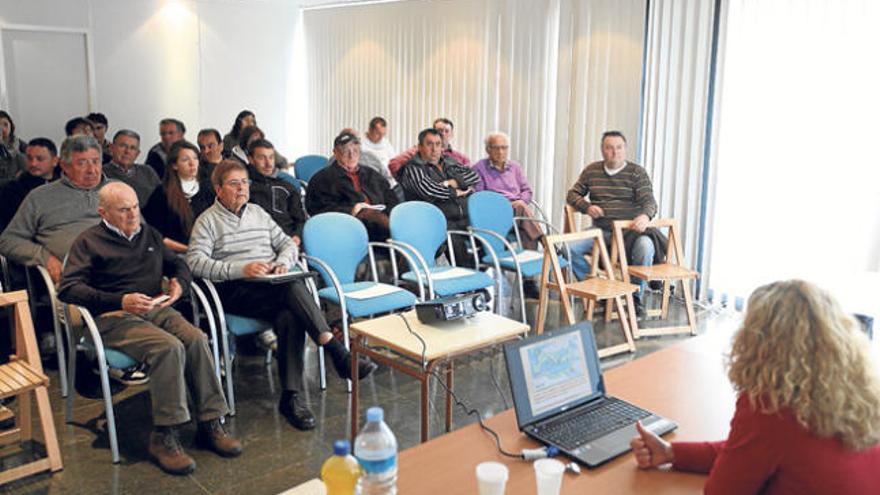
[503,322,677,467]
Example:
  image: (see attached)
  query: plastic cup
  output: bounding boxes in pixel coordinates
[476,461,509,495]
[533,458,565,495]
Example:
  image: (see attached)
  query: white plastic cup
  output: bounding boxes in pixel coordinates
[476,461,509,495]
[533,458,565,495]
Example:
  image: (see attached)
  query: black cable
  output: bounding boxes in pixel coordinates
[394,313,521,459]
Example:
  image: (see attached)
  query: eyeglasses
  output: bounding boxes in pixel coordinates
[115,144,139,151]
[488,145,509,150]
[225,179,251,188]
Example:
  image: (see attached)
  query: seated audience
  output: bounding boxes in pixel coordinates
[398,128,480,264]
[222,110,255,158]
[229,125,288,170]
[64,117,94,138]
[0,138,60,234]
[0,110,27,185]
[102,129,160,206]
[246,139,305,245]
[146,118,186,179]
[473,132,543,250]
[196,128,224,181]
[186,161,376,431]
[360,117,398,186]
[0,135,106,284]
[59,182,240,475]
[631,279,880,494]
[143,141,215,253]
[86,112,112,163]
[389,117,471,177]
[306,131,399,242]
[565,130,659,316]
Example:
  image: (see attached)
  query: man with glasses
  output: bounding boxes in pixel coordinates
[187,161,377,431]
[306,131,399,242]
[102,130,160,206]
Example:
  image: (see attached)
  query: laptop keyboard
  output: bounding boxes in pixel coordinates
[537,397,652,450]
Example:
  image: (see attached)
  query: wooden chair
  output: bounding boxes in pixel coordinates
[610,218,699,337]
[0,290,62,483]
[535,229,638,358]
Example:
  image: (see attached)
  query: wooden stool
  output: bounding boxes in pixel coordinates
[611,219,699,337]
[535,229,638,358]
[0,290,62,484]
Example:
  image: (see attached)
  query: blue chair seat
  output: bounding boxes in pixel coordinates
[483,249,568,279]
[318,281,417,317]
[402,266,494,297]
[81,338,138,370]
[225,314,272,337]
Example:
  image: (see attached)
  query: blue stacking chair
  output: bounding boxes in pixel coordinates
[63,282,219,464]
[302,213,420,390]
[197,260,326,413]
[294,155,328,185]
[388,201,498,307]
[467,191,570,323]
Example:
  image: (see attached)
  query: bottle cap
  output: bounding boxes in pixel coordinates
[366,407,384,422]
[333,439,350,456]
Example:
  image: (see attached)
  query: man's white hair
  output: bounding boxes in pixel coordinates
[484,131,510,148]
[98,181,135,209]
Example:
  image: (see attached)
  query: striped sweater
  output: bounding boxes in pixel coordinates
[565,161,657,230]
[186,200,296,281]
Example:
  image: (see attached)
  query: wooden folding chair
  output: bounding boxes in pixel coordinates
[0,290,62,484]
[610,218,699,337]
[535,229,638,358]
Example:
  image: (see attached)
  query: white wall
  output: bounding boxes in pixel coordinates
[0,0,299,156]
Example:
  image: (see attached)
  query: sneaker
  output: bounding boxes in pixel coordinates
[149,428,196,475]
[196,419,242,457]
[257,329,278,352]
[107,365,150,386]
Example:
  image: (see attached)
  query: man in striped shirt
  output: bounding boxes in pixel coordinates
[187,160,376,431]
[565,131,659,316]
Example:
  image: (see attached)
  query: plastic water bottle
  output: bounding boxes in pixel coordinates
[321,440,361,495]
[354,407,398,495]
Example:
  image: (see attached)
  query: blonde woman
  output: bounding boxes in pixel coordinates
[631,279,880,494]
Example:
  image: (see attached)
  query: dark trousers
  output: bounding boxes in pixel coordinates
[95,306,228,426]
[215,279,329,393]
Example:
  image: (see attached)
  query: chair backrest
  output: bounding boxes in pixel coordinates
[468,191,514,254]
[303,212,368,285]
[610,218,683,275]
[563,204,594,234]
[389,201,447,269]
[294,155,328,183]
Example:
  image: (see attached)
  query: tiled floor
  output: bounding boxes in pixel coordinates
[0,289,742,494]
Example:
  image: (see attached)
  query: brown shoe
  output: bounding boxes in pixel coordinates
[149,428,196,475]
[196,419,242,457]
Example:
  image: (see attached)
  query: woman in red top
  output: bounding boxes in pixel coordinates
[631,279,880,494]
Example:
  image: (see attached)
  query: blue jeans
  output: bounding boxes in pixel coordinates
[568,231,655,294]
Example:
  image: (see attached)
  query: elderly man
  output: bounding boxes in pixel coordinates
[565,131,660,316]
[102,130,160,206]
[146,118,186,179]
[187,161,376,431]
[399,128,481,264]
[0,138,60,234]
[0,135,106,284]
[59,182,240,475]
[473,132,543,250]
[389,117,471,177]
[246,139,306,245]
[306,131,399,242]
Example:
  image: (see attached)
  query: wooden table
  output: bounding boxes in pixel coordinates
[396,336,736,494]
[349,310,529,442]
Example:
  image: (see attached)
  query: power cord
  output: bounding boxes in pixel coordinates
[393,313,556,461]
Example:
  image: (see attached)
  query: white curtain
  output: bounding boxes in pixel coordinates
[297,0,646,223]
[705,0,880,307]
[639,0,716,273]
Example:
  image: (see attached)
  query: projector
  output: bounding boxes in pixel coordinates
[415,291,489,324]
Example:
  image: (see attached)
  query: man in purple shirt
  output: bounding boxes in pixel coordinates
[473,132,543,249]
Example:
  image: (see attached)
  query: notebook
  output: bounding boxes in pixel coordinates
[503,322,677,467]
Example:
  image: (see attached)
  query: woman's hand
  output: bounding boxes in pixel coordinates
[630,421,675,469]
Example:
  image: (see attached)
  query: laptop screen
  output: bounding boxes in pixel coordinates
[504,322,605,427]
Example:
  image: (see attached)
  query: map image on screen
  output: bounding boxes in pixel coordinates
[519,331,595,417]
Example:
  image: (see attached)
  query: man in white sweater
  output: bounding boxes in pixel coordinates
[187,160,376,431]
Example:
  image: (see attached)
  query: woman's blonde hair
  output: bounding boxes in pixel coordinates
[727,279,880,450]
